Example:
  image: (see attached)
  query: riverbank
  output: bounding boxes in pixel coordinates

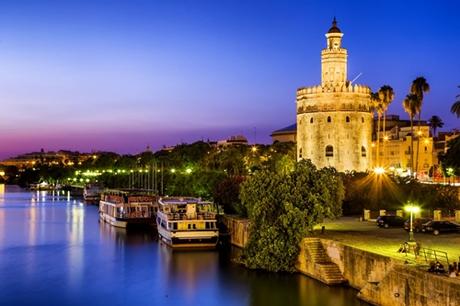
[0,185,366,306]
[223,215,460,306]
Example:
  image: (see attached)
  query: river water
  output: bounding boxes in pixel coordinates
[0,185,367,306]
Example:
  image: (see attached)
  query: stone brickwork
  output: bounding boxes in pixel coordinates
[296,19,373,172]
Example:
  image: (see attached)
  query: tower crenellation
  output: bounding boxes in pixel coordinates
[296,18,373,172]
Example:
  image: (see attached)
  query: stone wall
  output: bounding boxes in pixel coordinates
[296,89,373,172]
[221,215,249,248]
[301,238,460,306]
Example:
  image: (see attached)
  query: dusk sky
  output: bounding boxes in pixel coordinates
[0,0,459,159]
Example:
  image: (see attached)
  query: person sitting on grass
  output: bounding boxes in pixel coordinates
[398,242,409,253]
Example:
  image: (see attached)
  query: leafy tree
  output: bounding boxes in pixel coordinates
[213,176,246,215]
[428,115,444,137]
[378,85,395,164]
[114,155,137,170]
[439,136,460,176]
[92,152,119,170]
[410,77,430,177]
[370,92,383,166]
[240,160,344,272]
[451,85,460,118]
[403,93,420,175]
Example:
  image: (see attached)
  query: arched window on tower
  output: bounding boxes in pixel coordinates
[361,146,367,157]
[327,116,332,123]
[325,145,334,157]
[361,117,364,123]
[310,118,314,124]
[346,116,350,123]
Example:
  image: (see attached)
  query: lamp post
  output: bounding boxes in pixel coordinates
[404,204,420,242]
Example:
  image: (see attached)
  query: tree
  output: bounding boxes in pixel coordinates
[213,176,246,215]
[451,85,460,118]
[403,94,420,175]
[370,92,383,166]
[439,136,460,176]
[410,77,430,177]
[378,85,395,167]
[428,115,444,137]
[239,160,344,272]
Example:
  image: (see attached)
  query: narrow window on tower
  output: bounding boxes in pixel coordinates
[361,117,364,123]
[310,118,314,124]
[327,116,332,123]
[299,148,303,159]
[325,145,334,157]
[361,146,367,157]
[346,116,350,123]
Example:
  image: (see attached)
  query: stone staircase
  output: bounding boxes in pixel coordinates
[303,238,347,285]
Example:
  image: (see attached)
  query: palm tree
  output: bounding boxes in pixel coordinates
[410,77,430,177]
[378,85,395,167]
[428,115,444,137]
[403,94,420,176]
[451,85,460,118]
[370,92,383,166]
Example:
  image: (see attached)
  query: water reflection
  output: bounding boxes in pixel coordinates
[0,187,367,306]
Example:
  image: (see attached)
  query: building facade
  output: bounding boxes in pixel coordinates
[296,19,373,172]
[371,119,434,177]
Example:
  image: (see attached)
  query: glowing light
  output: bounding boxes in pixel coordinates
[404,205,420,213]
[251,146,257,152]
[371,143,376,147]
[170,168,176,173]
[374,167,385,175]
[0,171,5,176]
[383,136,389,141]
[92,155,97,159]
[185,168,192,174]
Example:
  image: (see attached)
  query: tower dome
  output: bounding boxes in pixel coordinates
[327,17,341,33]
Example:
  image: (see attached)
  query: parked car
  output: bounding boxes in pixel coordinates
[421,221,460,235]
[403,218,432,232]
[376,215,406,228]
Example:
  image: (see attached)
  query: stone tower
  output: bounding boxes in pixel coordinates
[296,18,373,172]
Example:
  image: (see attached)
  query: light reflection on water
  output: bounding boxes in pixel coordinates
[0,185,368,306]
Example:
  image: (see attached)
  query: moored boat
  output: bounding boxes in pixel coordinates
[84,184,101,203]
[99,190,157,228]
[156,197,219,249]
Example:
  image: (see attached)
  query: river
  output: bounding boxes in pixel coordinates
[0,185,368,306]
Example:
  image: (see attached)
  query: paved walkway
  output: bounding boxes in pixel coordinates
[313,217,460,264]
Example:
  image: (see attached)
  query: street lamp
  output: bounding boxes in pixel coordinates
[374,167,385,175]
[404,204,420,242]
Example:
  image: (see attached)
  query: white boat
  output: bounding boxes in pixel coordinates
[83,184,101,203]
[99,190,157,228]
[156,197,219,249]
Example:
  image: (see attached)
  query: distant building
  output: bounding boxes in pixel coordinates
[435,130,460,156]
[271,124,296,143]
[296,18,373,172]
[1,150,94,168]
[217,135,248,147]
[371,116,434,176]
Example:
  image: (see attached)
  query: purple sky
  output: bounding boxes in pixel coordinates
[0,0,459,159]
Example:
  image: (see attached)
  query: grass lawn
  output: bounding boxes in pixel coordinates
[313,217,460,265]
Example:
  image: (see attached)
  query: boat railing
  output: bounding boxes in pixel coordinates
[116,211,153,219]
[164,212,217,221]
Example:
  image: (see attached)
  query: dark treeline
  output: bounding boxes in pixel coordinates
[1,139,458,215]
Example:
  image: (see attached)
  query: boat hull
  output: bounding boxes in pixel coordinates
[157,226,218,249]
[99,212,155,228]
